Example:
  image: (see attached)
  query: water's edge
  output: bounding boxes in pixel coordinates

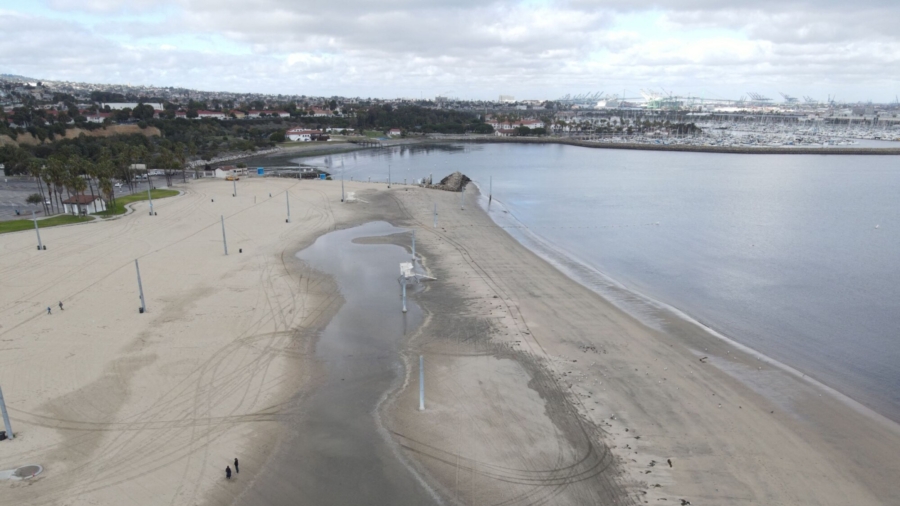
[473,182,900,429]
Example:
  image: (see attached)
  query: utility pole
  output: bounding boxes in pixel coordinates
[233,178,237,197]
[147,185,154,215]
[0,385,13,439]
[489,176,492,205]
[341,162,345,202]
[460,184,465,210]
[411,230,416,258]
[135,259,146,313]
[32,211,42,250]
[388,164,391,188]
[433,203,437,228]
[221,215,228,255]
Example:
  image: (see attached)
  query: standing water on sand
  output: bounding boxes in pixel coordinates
[235,221,435,506]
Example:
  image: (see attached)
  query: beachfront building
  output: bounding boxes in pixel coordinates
[486,118,545,130]
[388,128,402,137]
[62,194,107,215]
[213,166,246,178]
[286,128,318,141]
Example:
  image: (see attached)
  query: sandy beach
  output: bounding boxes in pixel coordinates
[2,176,899,505]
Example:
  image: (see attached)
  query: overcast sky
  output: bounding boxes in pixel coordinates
[1,0,898,102]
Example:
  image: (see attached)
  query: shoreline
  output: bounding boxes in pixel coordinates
[475,185,900,427]
[379,183,900,504]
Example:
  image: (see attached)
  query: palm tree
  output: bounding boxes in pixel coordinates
[27,158,50,215]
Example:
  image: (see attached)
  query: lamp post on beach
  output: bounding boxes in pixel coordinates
[147,186,154,215]
[418,355,425,411]
[135,259,146,313]
[0,385,14,439]
[32,211,43,250]
[221,215,228,255]
[411,230,416,259]
[341,161,345,202]
[433,203,437,228]
[286,191,291,223]
[388,164,391,188]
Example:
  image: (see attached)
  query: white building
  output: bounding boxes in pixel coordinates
[196,110,226,120]
[286,128,319,141]
[102,102,163,111]
[62,194,107,215]
[214,166,246,178]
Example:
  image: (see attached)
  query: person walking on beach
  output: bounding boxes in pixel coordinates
[225,465,232,479]
[234,458,239,474]
[58,301,64,311]
[47,306,51,315]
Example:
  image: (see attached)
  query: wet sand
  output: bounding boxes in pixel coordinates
[379,185,900,505]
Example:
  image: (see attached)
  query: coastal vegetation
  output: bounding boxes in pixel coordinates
[96,188,179,216]
[0,214,92,235]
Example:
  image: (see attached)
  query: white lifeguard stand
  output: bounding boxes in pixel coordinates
[399,261,435,312]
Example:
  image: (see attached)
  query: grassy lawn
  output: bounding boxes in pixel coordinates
[96,189,180,217]
[0,214,93,235]
[363,130,386,138]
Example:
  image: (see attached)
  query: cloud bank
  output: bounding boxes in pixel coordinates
[1,0,898,101]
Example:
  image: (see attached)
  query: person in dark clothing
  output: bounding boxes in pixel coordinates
[47,306,51,314]
[234,458,239,474]
[226,465,232,479]
[59,301,64,311]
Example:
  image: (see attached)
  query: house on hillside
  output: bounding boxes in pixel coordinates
[196,110,226,120]
[84,113,112,124]
[62,194,107,215]
[388,128,402,137]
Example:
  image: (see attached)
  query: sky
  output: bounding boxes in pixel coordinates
[0,0,898,102]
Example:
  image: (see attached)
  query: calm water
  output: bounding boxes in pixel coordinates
[259,143,900,421]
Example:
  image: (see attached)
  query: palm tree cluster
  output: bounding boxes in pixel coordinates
[25,142,190,216]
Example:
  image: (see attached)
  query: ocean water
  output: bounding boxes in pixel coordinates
[268,143,900,422]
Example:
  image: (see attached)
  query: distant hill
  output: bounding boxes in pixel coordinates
[0,74,39,82]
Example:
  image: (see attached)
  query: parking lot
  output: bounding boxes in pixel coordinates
[0,175,167,221]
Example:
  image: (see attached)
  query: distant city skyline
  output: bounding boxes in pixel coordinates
[1,0,898,102]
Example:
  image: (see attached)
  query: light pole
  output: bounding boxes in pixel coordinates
[32,210,43,250]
